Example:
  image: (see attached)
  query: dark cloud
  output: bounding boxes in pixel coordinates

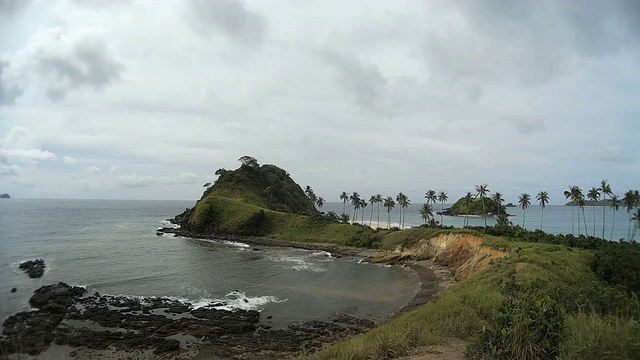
[320,47,387,110]
[0,0,31,18]
[25,30,124,101]
[500,116,545,135]
[0,155,18,176]
[593,143,635,163]
[187,0,267,45]
[0,60,22,105]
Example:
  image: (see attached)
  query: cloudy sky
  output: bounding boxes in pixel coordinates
[1,0,638,203]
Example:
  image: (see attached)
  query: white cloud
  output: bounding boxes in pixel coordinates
[117,172,200,188]
[87,166,102,174]
[109,165,117,174]
[63,156,77,164]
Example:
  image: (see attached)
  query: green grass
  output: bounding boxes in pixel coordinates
[299,233,639,360]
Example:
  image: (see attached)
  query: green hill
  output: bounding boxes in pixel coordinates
[445,196,505,216]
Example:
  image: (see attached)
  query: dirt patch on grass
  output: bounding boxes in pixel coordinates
[395,338,468,360]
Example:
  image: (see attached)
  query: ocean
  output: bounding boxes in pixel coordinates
[0,199,419,327]
[321,202,635,241]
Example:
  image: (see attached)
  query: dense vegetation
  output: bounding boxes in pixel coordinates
[446,196,505,216]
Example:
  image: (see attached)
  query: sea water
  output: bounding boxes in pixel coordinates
[323,202,635,241]
[0,199,419,326]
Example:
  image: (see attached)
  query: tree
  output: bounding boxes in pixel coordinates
[609,195,620,240]
[316,197,325,210]
[587,187,600,236]
[305,185,317,212]
[238,156,258,168]
[369,195,376,226]
[425,190,437,207]
[437,191,448,226]
[420,203,433,224]
[518,193,531,228]
[384,196,395,229]
[360,199,367,224]
[536,191,549,231]
[623,190,637,240]
[400,195,410,229]
[492,192,504,216]
[475,184,490,227]
[564,185,578,235]
[375,194,383,228]
[215,168,228,176]
[463,192,474,227]
[350,192,360,224]
[631,210,640,241]
[599,179,612,239]
[339,191,349,216]
[496,213,511,226]
[576,192,588,236]
[339,213,350,224]
[203,182,212,188]
[396,192,406,229]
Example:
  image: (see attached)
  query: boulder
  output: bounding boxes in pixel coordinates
[19,258,46,278]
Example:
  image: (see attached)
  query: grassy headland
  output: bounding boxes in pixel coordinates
[175,158,640,359]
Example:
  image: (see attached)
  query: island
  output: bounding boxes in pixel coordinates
[2,156,638,360]
[0,193,10,199]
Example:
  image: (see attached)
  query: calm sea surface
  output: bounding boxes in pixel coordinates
[322,202,635,241]
[0,199,419,326]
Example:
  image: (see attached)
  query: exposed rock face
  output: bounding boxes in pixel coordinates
[370,233,508,281]
[19,258,46,278]
[1,283,375,358]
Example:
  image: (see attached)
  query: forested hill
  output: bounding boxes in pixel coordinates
[199,156,314,215]
[0,193,10,199]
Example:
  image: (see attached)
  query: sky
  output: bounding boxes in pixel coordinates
[0,0,638,204]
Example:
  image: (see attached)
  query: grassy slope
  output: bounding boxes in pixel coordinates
[301,235,640,360]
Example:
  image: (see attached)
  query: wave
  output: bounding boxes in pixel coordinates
[268,254,327,273]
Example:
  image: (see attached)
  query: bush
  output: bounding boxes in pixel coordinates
[468,286,565,360]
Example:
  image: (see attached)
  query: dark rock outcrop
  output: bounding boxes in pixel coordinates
[1,283,375,358]
[18,258,46,278]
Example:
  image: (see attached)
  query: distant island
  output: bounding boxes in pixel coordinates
[0,193,10,199]
[565,199,613,206]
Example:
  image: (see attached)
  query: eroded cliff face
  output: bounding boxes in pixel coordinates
[374,233,508,281]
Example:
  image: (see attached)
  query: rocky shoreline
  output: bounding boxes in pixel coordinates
[1,228,453,359]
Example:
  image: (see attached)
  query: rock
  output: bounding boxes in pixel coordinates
[19,258,46,278]
[11,287,17,293]
[69,350,78,357]
[29,282,86,309]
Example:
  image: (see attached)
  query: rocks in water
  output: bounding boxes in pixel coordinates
[1,282,375,358]
[18,258,46,278]
[11,287,17,293]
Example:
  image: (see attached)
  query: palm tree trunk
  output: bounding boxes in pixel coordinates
[440,201,444,226]
[387,211,391,229]
[377,204,380,228]
[522,209,526,228]
[343,202,346,216]
[369,205,374,226]
[571,205,575,235]
[610,210,616,240]
[481,197,487,227]
[398,210,402,229]
[540,207,544,231]
[592,206,596,237]
[582,208,588,236]
[602,198,606,239]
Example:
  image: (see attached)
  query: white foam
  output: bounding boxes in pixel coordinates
[212,290,287,311]
[270,255,327,273]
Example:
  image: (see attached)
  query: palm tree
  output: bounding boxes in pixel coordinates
[384,196,395,229]
[576,192,588,236]
[518,193,531,228]
[437,191,448,226]
[396,192,406,228]
[425,190,437,207]
[599,179,612,239]
[623,190,636,240]
[631,210,640,241]
[463,192,474,227]
[360,199,367,224]
[492,192,504,216]
[536,191,549,231]
[419,203,433,225]
[350,192,360,223]
[609,195,620,240]
[475,184,490,227]
[368,195,376,226]
[339,191,349,216]
[375,194,383,228]
[316,197,325,210]
[587,187,600,236]
[400,196,411,229]
[564,185,578,235]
